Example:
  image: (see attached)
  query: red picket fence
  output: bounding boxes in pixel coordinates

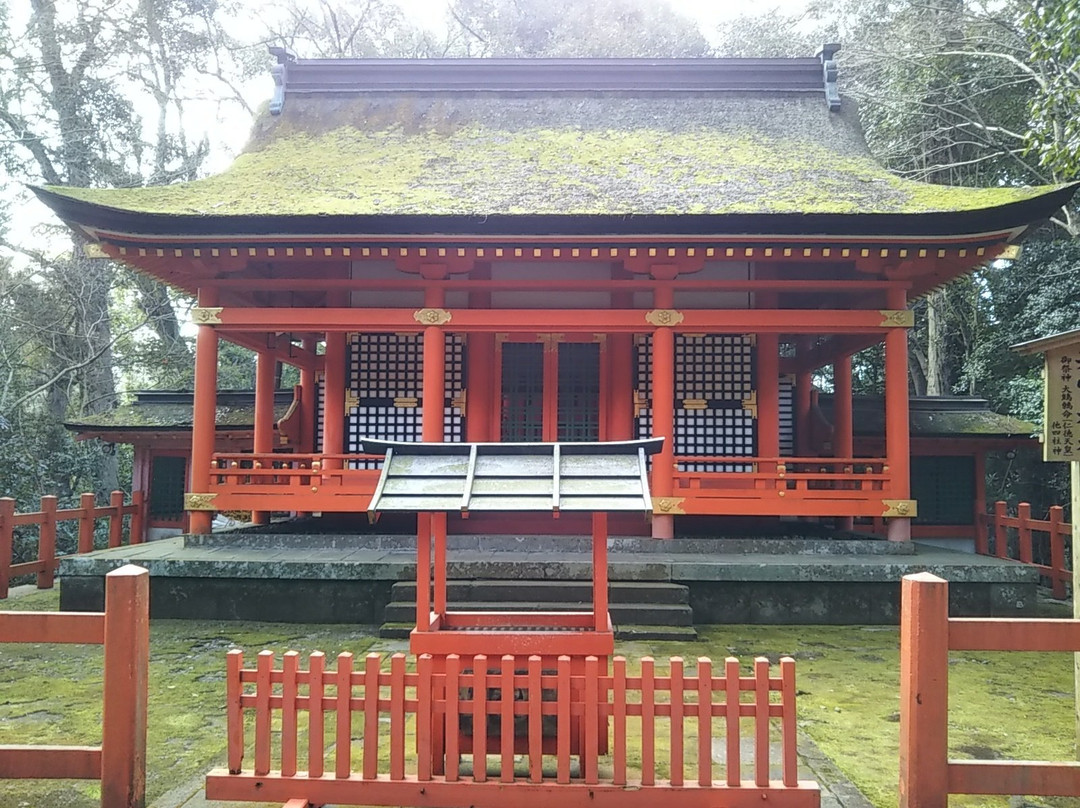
[206,651,820,808]
[900,572,1080,808]
[0,490,144,599]
[0,564,149,808]
[978,501,1070,598]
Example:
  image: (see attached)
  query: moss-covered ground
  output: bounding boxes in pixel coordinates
[1,587,1078,808]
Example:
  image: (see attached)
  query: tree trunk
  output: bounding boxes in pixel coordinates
[925,289,950,396]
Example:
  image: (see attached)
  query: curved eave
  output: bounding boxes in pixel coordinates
[32,183,1079,243]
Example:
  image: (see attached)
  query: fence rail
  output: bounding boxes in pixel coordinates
[978,501,1071,598]
[0,565,148,808]
[900,572,1080,807]
[206,651,819,808]
[0,491,143,599]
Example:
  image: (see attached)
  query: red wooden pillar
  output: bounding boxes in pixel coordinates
[898,572,949,808]
[651,281,676,540]
[834,353,854,531]
[189,287,219,535]
[252,338,276,525]
[422,285,447,443]
[592,512,609,631]
[322,331,347,470]
[300,336,317,453]
[609,280,635,441]
[885,287,911,542]
[795,337,813,457]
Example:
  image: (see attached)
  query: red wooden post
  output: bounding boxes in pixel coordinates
[433,512,447,617]
[281,651,299,777]
[252,343,277,526]
[834,353,855,531]
[362,653,379,780]
[884,287,911,542]
[336,652,354,779]
[417,513,432,631]
[101,564,149,808]
[78,493,96,554]
[472,654,488,783]
[254,651,272,776]
[38,495,57,589]
[417,654,433,782]
[697,657,712,787]
[650,281,676,540]
[1017,502,1033,564]
[445,654,461,782]
[781,657,798,787]
[670,656,684,787]
[129,489,145,545]
[499,655,514,783]
[422,325,446,443]
[592,511,609,631]
[557,654,571,784]
[1049,506,1068,599]
[640,655,655,786]
[754,657,770,788]
[309,652,325,778]
[390,653,406,781]
[725,657,741,786]
[994,501,1009,559]
[899,572,950,808]
[0,497,15,599]
[189,286,219,535]
[584,655,600,785]
[226,650,244,774]
[109,491,124,549]
[322,330,347,471]
[613,656,627,787]
[528,654,543,784]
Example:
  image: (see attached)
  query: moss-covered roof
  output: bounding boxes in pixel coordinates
[40,91,1066,224]
[817,395,1036,438]
[64,391,291,432]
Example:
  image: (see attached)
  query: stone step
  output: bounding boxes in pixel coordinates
[378,622,699,642]
[390,579,689,605]
[382,600,695,626]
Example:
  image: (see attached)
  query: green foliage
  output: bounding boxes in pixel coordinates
[1023,0,1080,181]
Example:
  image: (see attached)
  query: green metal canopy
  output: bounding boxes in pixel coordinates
[360,438,663,516]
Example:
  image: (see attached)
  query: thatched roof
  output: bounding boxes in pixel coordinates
[33,56,1074,239]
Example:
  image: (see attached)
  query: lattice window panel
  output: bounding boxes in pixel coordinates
[779,375,794,457]
[635,333,759,471]
[314,373,325,456]
[558,342,600,442]
[911,455,975,526]
[675,334,755,401]
[676,406,756,472]
[344,333,465,469]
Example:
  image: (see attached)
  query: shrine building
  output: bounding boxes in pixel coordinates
[36,49,1076,544]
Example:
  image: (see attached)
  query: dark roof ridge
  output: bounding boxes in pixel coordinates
[267,46,843,113]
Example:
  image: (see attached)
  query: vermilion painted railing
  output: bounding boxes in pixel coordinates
[901,572,1080,807]
[206,651,820,808]
[0,564,149,808]
[0,490,144,599]
[978,502,1070,599]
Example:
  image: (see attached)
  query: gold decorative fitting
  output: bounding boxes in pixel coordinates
[882,499,918,518]
[778,490,786,497]
[744,334,757,347]
[879,310,914,328]
[344,391,359,410]
[82,242,108,259]
[999,244,1021,260]
[682,398,708,410]
[645,309,685,327]
[413,307,452,325]
[184,493,217,511]
[191,307,224,325]
[742,391,758,418]
[633,391,649,418]
[451,390,467,411]
[393,396,419,408]
[311,461,321,472]
[652,497,686,515]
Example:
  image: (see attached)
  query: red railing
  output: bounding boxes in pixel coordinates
[206,651,820,807]
[0,490,144,599]
[0,565,148,808]
[978,501,1070,599]
[901,572,1080,807]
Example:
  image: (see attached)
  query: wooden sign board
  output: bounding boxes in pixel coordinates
[1043,346,1080,461]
